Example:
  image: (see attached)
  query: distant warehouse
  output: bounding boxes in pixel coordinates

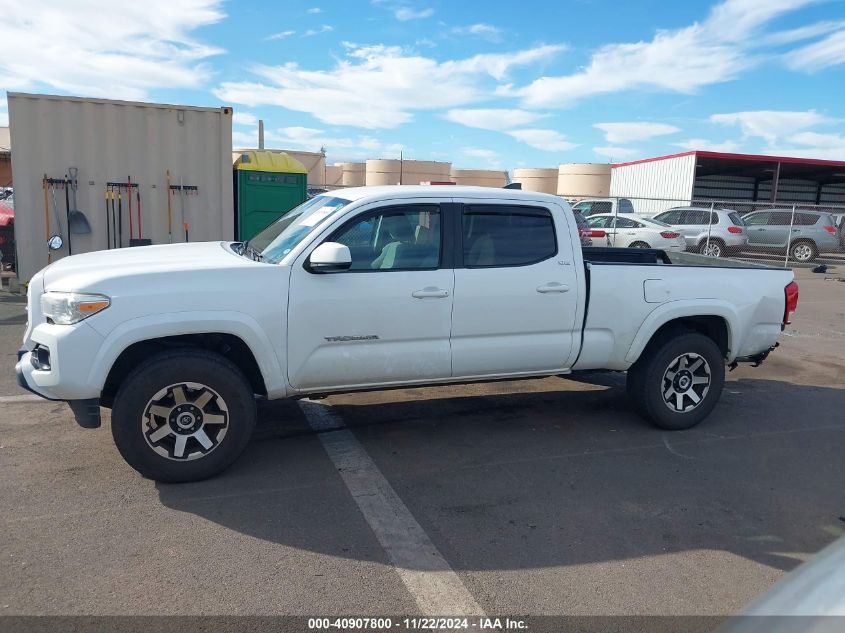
[609,150,845,216]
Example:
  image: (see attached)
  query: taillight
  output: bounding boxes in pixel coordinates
[660,231,680,238]
[590,229,607,238]
[784,281,799,325]
[728,226,743,234]
[823,225,837,235]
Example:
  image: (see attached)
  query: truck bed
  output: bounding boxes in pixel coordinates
[582,247,777,269]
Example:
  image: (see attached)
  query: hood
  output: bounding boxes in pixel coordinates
[43,241,254,291]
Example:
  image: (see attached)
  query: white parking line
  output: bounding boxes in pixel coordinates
[298,400,485,617]
[0,394,48,404]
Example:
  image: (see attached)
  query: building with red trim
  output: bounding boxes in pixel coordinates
[609,150,845,215]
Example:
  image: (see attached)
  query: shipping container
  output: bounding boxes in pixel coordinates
[8,93,233,282]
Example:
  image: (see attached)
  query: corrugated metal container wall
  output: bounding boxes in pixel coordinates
[609,153,696,216]
[8,93,233,282]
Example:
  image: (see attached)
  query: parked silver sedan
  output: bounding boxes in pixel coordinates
[652,207,748,257]
[585,214,687,252]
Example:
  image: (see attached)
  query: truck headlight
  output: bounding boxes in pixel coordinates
[41,292,110,325]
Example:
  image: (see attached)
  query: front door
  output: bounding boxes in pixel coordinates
[451,202,580,377]
[287,203,453,391]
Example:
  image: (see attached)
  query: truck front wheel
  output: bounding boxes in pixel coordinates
[626,332,725,430]
[111,349,257,482]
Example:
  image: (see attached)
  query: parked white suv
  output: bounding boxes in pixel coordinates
[652,207,748,257]
[572,197,636,217]
[17,186,798,482]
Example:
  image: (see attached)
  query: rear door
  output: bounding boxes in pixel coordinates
[451,202,580,376]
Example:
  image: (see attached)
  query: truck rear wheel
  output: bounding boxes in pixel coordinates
[626,331,725,430]
[111,349,256,483]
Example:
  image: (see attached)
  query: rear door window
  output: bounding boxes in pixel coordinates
[618,199,635,213]
[462,205,557,267]
[769,212,794,226]
[654,209,681,224]
[614,217,642,229]
[591,201,613,215]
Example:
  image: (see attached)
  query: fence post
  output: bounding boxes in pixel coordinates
[784,204,796,268]
[704,202,715,255]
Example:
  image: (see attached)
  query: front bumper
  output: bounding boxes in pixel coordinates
[16,353,101,428]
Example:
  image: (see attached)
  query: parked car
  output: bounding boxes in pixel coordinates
[585,213,686,252]
[828,211,845,250]
[572,197,636,217]
[573,211,595,247]
[17,186,798,482]
[742,209,839,262]
[652,207,747,257]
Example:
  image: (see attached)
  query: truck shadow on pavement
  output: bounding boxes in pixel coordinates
[156,377,845,574]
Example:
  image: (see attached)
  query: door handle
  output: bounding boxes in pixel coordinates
[412,287,449,299]
[537,282,570,294]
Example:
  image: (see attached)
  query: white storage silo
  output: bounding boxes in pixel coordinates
[450,169,508,188]
[339,162,366,186]
[513,168,558,194]
[557,163,612,198]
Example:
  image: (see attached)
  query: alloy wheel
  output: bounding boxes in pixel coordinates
[792,243,813,262]
[142,382,229,461]
[661,353,711,413]
[701,242,722,257]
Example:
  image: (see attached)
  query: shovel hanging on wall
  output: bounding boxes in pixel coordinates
[66,167,92,235]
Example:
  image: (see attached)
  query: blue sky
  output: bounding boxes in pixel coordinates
[1,0,844,167]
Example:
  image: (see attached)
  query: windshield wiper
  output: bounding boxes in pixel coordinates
[233,241,265,262]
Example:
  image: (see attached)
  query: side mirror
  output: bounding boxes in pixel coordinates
[48,234,64,251]
[309,242,352,273]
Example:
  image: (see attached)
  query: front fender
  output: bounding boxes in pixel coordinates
[88,311,288,399]
[624,300,739,364]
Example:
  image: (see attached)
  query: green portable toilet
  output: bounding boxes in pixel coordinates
[234,150,308,241]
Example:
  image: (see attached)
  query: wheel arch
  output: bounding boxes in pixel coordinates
[626,303,736,365]
[89,311,288,406]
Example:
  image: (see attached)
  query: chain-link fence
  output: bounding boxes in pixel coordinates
[559,193,845,267]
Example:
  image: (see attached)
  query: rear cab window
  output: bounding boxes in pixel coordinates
[462,205,557,267]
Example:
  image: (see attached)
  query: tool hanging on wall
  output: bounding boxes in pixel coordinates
[127,176,134,245]
[170,179,198,243]
[117,186,123,248]
[64,182,73,255]
[66,167,91,235]
[43,177,51,263]
[130,181,152,247]
[166,170,173,243]
[105,187,111,249]
[111,187,117,248]
[50,181,64,244]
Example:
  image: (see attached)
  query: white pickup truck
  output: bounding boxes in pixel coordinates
[16,186,799,482]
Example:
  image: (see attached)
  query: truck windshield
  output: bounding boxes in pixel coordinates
[248,196,351,263]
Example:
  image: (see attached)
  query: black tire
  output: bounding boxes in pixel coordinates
[790,240,817,263]
[698,239,724,257]
[629,241,650,249]
[626,331,725,430]
[111,349,257,483]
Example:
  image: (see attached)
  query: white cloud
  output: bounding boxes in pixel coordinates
[593,146,639,160]
[452,23,502,40]
[307,7,323,13]
[764,131,845,160]
[266,30,296,41]
[303,25,333,37]
[673,138,743,152]
[0,0,224,101]
[594,122,680,144]
[710,110,831,143]
[762,20,845,45]
[786,30,845,71]
[232,112,258,126]
[507,129,577,152]
[394,6,434,20]
[445,108,546,131]
[458,147,503,168]
[511,0,816,107]
[215,43,564,129]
